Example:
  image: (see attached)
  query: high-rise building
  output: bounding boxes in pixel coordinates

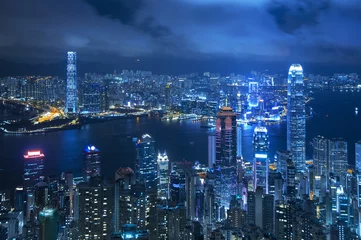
[208,134,216,168]
[66,51,77,113]
[83,145,101,182]
[23,150,45,189]
[356,141,361,174]
[287,64,305,172]
[38,208,58,240]
[77,176,113,240]
[275,201,293,239]
[252,126,269,192]
[276,150,292,179]
[329,138,348,184]
[236,125,242,159]
[313,136,329,176]
[215,106,237,166]
[136,134,157,190]
[157,151,169,200]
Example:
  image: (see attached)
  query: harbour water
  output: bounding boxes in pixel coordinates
[0,90,360,190]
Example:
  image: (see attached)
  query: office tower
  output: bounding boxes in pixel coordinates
[114,168,136,232]
[215,106,237,166]
[157,151,169,200]
[263,194,275,235]
[23,150,45,189]
[329,138,348,185]
[252,126,269,192]
[83,145,101,181]
[38,208,58,240]
[116,182,147,232]
[236,91,242,114]
[248,82,259,108]
[277,150,292,179]
[286,160,296,200]
[313,136,328,176]
[337,186,348,223]
[77,176,114,240]
[157,204,186,240]
[287,64,305,172]
[255,187,263,228]
[208,134,216,168]
[119,224,149,240]
[236,124,242,159]
[66,51,77,113]
[356,141,361,173]
[81,81,101,113]
[247,191,256,225]
[275,201,293,239]
[185,171,196,220]
[136,134,157,190]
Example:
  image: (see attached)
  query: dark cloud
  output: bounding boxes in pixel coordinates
[267,0,330,33]
[0,0,361,74]
[84,0,144,25]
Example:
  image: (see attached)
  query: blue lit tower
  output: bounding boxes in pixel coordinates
[157,151,169,200]
[136,134,157,190]
[287,64,305,172]
[83,145,101,182]
[252,126,269,193]
[66,51,77,113]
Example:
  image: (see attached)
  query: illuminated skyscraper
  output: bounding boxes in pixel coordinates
[136,134,157,190]
[208,134,216,168]
[83,145,101,181]
[313,136,329,176]
[287,64,306,172]
[78,177,113,239]
[215,106,237,166]
[23,150,45,189]
[252,126,269,192]
[66,51,77,113]
[157,151,169,200]
[355,141,361,173]
[38,208,58,240]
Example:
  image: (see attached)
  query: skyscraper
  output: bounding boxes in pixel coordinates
[208,134,216,168]
[313,136,329,176]
[23,150,45,189]
[252,126,270,192]
[83,145,101,181]
[66,51,77,113]
[77,176,113,239]
[215,106,237,166]
[356,141,361,173]
[157,151,169,200]
[287,64,306,172]
[136,134,157,190]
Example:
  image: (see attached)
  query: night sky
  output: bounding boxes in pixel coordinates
[1,0,361,75]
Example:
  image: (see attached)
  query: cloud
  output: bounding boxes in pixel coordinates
[0,0,360,70]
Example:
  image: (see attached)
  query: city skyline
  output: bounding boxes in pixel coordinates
[1,1,361,239]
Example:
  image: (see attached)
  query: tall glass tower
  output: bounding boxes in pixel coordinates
[287,64,305,172]
[136,134,157,190]
[66,51,77,113]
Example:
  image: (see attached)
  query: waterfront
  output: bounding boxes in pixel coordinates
[1,90,361,190]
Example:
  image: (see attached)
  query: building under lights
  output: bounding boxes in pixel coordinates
[356,140,361,174]
[66,51,77,113]
[215,106,237,166]
[157,151,170,200]
[252,126,270,192]
[136,134,157,190]
[287,64,306,172]
[248,82,259,108]
[77,176,114,240]
[83,145,101,182]
[23,150,45,189]
[38,208,58,240]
